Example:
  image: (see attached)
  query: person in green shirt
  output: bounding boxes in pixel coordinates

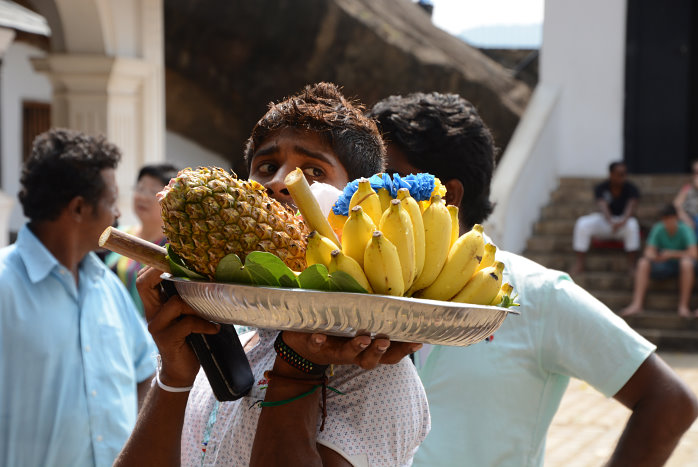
[621,203,698,317]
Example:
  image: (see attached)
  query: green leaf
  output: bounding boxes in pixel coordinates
[244,251,299,288]
[215,253,252,284]
[499,294,521,309]
[298,264,332,291]
[166,244,206,280]
[329,271,369,293]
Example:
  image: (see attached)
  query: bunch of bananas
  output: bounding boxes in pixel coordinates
[287,170,514,307]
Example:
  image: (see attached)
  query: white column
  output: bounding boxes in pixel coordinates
[0,27,16,246]
[32,54,157,226]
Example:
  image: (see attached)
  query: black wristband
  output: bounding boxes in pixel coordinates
[273,332,329,376]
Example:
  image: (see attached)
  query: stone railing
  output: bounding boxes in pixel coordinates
[484,84,560,254]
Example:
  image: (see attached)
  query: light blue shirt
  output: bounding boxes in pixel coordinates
[0,225,157,467]
[413,250,655,467]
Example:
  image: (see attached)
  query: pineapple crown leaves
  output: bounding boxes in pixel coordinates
[331,172,442,216]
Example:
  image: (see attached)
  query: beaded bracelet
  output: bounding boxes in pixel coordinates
[273,332,329,376]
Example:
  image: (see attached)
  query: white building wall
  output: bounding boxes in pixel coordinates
[0,42,228,235]
[541,0,627,177]
[1,41,52,234]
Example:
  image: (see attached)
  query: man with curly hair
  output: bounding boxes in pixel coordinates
[116,83,429,467]
[0,128,157,467]
[369,92,698,467]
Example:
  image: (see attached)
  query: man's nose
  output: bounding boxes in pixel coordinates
[264,172,292,201]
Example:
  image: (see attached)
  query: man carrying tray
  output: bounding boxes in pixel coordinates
[115,83,429,466]
[369,91,698,466]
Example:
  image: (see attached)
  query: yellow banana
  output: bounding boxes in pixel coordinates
[285,168,340,247]
[452,261,505,305]
[379,199,416,291]
[475,243,497,273]
[349,178,383,227]
[328,249,373,293]
[489,282,514,306]
[377,187,393,213]
[305,231,337,268]
[408,195,452,294]
[448,205,460,249]
[328,210,348,233]
[397,188,425,281]
[417,224,485,301]
[363,231,404,296]
[341,205,376,268]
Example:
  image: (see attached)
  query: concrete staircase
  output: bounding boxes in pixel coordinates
[523,175,698,351]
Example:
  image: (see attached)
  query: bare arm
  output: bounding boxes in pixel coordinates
[656,244,698,261]
[620,198,638,223]
[643,244,658,261]
[250,331,420,466]
[608,353,698,466]
[114,267,220,467]
[597,198,613,223]
[137,374,154,410]
[674,186,693,227]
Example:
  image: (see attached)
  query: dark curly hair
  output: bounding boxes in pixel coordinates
[368,92,496,228]
[244,82,385,179]
[137,163,180,185]
[19,128,121,223]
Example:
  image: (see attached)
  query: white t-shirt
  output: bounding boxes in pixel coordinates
[181,328,430,466]
[413,250,655,467]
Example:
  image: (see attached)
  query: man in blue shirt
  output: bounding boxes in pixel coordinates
[0,128,157,467]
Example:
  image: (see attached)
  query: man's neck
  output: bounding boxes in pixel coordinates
[29,221,87,282]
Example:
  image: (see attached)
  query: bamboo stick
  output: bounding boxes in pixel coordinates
[98,226,171,272]
[284,168,341,247]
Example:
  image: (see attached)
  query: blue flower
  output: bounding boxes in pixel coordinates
[331,172,435,215]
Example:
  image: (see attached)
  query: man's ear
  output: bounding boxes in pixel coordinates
[443,179,464,208]
[66,196,88,222]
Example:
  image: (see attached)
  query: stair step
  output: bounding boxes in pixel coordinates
[524,252,634,273]
[526,174,698,351]
[540,202,675,223]
[575,273,683,293]
[549,190,675,205]
[631,328,698,352]
[592,290,698,313]
[622,311,698,331]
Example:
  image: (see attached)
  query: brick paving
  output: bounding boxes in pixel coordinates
[545,352,698,466]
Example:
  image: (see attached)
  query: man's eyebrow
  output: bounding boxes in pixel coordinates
[294,145,334,165]
[252,144,278,159]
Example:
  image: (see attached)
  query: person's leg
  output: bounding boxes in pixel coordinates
[621,257,653,316]
[678,257,694,317]
[621,217,641,273]
[572,213,611,274]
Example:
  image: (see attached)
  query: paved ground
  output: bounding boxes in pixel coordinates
[545,352,698,466]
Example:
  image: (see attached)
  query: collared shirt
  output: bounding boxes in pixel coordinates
[181,329,431,466]
[0,225,157,467]
[412,249,655,467]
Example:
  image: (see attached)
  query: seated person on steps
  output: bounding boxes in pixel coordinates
[572,161,640,274]
[673,159,698,239]
[621,204,698,318]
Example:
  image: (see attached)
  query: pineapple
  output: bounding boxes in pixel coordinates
[158,167,309,278]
